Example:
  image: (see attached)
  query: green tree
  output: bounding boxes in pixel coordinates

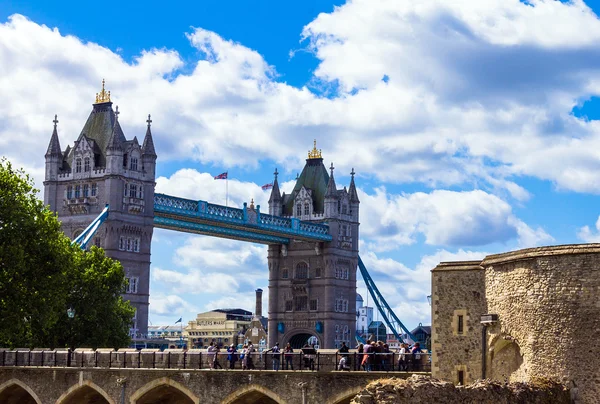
[0,158,133,348]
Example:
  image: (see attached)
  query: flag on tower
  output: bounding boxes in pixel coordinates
[261,183,273,190]
[214,172,228,180]
[175,317,182,324]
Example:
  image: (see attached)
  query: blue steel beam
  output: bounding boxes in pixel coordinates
[72,204,109,249]
[358,255,417,343]
[154,216,290,245]
[154,193,332,243]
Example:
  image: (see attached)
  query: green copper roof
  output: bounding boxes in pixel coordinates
[76,102,124,166]
[283,157,330,215]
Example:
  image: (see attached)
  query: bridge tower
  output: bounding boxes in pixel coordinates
[267,142,360,349]
[43,81,156,338]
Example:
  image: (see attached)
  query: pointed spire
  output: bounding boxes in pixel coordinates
[142,114,157,157]
[269,168,282,203]
[325,162,337,198]
[349,167,360,203]
[106,106,122,151]
[45,114,62,157]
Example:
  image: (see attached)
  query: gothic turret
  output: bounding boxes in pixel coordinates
[45,115,62,181]
[268,168,282,216]
[106,106,123,173]
[324,162,338,218]
[348,168,359,221]
[142,114,157,178]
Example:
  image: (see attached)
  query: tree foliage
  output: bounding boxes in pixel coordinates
[0,158,134,348]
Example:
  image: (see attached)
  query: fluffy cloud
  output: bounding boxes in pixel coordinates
[577,215,600,242]
[358,249,489,329]
[150,294,199,316]
[359,187,552,250]
[4,2,600,196]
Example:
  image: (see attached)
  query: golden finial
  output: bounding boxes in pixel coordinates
[308,139,322,159]
[94,79,111,104]
[250,198,255,210]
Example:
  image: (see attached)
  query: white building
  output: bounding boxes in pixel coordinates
[355,293,373,335]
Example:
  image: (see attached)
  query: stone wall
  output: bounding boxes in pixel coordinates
[350,375,570,404]
[432,243,600,404]
[0,366,407,404]
[431,261,486,385]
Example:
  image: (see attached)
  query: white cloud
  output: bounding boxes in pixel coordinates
[577,215,600,242]
[359,187,551,249]
[358,248,489,330]
[152,266,240,294]
[4,4,600,196]
[149,294,199,316]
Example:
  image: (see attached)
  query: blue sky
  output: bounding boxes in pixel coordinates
[3,0,600,331]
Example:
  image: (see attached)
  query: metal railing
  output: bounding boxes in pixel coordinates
[0,349,431,373]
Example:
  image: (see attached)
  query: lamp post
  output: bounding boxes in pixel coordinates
[427,295,432,306]
[66,307,75,366]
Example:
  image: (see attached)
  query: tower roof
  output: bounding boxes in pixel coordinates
[349,168,360,203]
[268,168,282,203]
[325,162,337,198]
[74,81,124,166]
[142,114,157,157]
[283,141,329,214]
[45,115,62,157]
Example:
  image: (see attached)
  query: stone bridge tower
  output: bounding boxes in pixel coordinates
[43,81,156,338]
[267,142,360,349]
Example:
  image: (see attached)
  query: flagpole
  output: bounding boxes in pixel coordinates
[226,173,229,207]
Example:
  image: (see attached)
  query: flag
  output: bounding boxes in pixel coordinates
[175,317,182,324]
[261,183,273,190]
[214,172,228,180]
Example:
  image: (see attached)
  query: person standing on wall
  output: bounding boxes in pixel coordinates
[265,342,281,371]
[227,344,238,370]
[284,343,294,370]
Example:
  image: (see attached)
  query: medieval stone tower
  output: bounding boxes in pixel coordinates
[43,81,156,338]
[267,142,360,349]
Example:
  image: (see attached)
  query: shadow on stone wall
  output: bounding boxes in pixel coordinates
[350,375,571,404]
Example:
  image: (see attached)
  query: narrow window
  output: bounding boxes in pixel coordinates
[133,238,140,253]
[342,204,347,214]
[84,157,90,172]
[458,315,464,334]
[123,153,128,168]
[304,203,309,215]
[91,183,97,196]
[296,203,301,216]
[294,296,307,311]
[282,269,288,279]
[315,268,321,278]
[129,184,137,198]
[119,236,126,251]
[83,184,89,197]
[285,301,293,311]
[74,185,80,198]
[295,262,308,279]
[66,186,73,199]
[310,299,318,311]
[458,370,465,386]
[75,159,82,173]
[130,157,138,171]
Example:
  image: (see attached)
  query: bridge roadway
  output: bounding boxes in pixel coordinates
[153,193,333,244]
[0,349,430,404]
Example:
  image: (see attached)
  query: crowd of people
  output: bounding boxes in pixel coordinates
[203,339,426,372]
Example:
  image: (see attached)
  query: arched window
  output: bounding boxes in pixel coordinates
[84,157,90,172]
[304,203,309,215]
[130,157,138,171]
[83,184,89,197]
[75,159,82,173]
[296,262,308,279]
[66,186,73,199]
[296,203,302,216]
[282,269,289,279]
[74,185,81,198]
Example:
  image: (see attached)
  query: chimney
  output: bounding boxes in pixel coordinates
[255,288,263,317]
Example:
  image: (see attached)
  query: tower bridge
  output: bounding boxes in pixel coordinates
[44,81,412,350]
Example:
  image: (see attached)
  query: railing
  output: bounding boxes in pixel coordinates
[0,349,431,373]
[154,193,333,242]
